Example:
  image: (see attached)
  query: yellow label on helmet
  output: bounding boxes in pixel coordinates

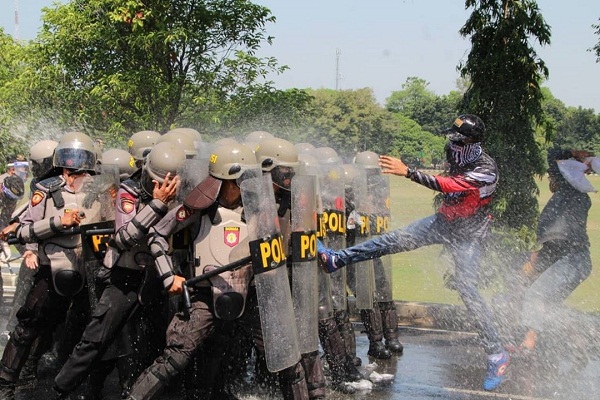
[127,139,133,148]
[454,118,463,127]
[210,154,218,164]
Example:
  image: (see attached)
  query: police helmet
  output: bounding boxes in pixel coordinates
[128,130,161,161]
[29,140,58,178]
[2,175,24,201]
[255,138,300,172]
[143,142,186,184]
[102,148,137,180]
[353,151,380,168]
[313,147,342,165]
[209,144,258,180]
[245,130,274,144]
[53,132,97,173]
[295,142,316,155]
[158,130,199,158]
[183,144,258,210]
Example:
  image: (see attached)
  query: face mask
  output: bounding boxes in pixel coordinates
[446,141,482,166]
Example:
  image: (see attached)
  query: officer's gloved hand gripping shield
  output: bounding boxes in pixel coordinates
[241,173,301,373]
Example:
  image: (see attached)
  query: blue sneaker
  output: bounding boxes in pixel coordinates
[483,350,510,391]
[317,240,340,273]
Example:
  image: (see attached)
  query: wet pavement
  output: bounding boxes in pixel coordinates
[1,263,600,399]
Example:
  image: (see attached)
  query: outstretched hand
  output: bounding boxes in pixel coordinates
[379,155,409,177]
[153,173,180,204]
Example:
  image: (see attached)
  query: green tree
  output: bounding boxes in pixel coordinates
[201,87,315,141]
[0,29,30,164]
[305,88,401,159]
[553,107,600,153]
[386,76,462,135]
[592,17,600,62]
[387,114,447,169]
[459,0,551,230]
[14,0,286,141]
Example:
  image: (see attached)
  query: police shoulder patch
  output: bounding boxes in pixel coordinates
[119,192,136,214]
[31,191,45,207]
[176,205,192,221]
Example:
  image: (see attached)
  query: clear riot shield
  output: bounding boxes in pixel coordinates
[241,174,301,373]
[78,164,118,308]
[348,166,375,310]
[320,163,347,311]
[173,158,209,277]
[368,173,394,302]
[290,174,319,354]
[177,158,209,204]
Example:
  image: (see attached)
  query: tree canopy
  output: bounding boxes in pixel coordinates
[9,0,292,144]
[459,0,551,230]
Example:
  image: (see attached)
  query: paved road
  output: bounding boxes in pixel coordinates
[0,322,597,400]
[1,262,599,399]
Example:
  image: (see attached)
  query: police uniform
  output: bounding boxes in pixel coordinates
[53,177,172,395]
[0,174,100,388]
[127,200,309,400]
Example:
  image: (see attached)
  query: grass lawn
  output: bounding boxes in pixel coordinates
[389,173,600,312]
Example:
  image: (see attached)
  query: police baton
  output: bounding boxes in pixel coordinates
[6,227,115,245]
[181,255,252,310]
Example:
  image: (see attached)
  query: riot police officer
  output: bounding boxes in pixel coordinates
[102,148,137,181]
[126,143,310,400]
[0,140,58,388]
[256,138,327,399]
[128,131,161,169]
[353,150,403,359]
[52,141,184,399]
[0,132,100,400]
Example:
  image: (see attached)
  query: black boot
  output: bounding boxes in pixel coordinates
[318,318,357,391]
[380,301,403,354]
[344,357,362,382]
[334,310,361,367]
[76,382,103,400]
[367,341,392,359]
[361,308,392,359]
[16,361,38,390]
[0,379,15,400]
[52,386,72,400]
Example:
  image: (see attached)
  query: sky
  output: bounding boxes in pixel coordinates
[1,0,599,112]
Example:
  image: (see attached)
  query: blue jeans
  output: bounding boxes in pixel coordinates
[521,249,591,333]
[336,213,503,354]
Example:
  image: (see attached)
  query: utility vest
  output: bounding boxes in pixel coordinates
[193,206,253,320]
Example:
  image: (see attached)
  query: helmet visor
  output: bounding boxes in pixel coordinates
[271,166,296,191]
[54,148,96,172]
[444,127,469,143]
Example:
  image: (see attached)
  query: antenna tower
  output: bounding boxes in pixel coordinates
[14,0,20,40]
[335,48,341,90]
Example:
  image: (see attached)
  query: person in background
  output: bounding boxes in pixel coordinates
[518,148,595,354]
[0,175,25,306]
[318,114,510,392]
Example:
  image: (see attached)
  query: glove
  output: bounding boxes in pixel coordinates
[317,239,341,273]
